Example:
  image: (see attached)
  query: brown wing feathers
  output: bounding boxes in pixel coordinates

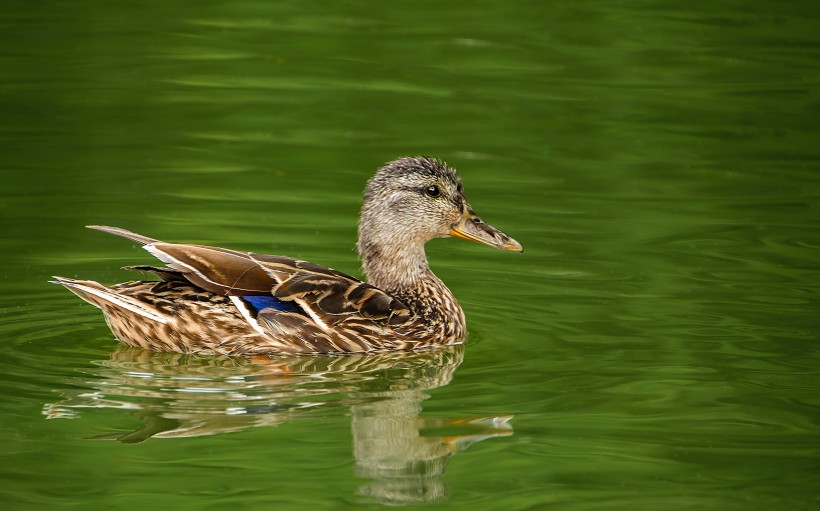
[87,226,414,334]
[87,225,159,245]
[146,243,275,296]
[252,255,413,327]
[85,226,275,296]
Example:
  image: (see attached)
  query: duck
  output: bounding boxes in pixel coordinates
[53,157,522,356]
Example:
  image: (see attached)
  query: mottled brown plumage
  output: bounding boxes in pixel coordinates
[54,157,522,355]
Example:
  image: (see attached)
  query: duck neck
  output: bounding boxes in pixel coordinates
[358,238,466,341]
[359,238,431,292]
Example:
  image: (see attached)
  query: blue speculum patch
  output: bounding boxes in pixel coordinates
[242,295,302,314]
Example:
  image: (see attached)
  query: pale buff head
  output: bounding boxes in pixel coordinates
[357,157,521,289]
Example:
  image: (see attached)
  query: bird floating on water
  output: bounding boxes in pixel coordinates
[54,157,522,355]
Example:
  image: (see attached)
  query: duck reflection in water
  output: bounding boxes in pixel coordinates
[44,345,512,504]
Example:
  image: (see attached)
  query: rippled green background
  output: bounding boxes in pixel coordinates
[2,1,819,510]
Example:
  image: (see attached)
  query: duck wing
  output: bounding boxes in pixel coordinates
[87,225,275,296]
[250,253,413,330]
[87,226,415,352]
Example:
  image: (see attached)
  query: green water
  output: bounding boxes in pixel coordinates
[2,1,819,509]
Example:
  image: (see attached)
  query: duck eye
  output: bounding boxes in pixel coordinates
[425,185,441,197]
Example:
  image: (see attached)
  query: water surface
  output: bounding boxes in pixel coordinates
[1,1,819,510]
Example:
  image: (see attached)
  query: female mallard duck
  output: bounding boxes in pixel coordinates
[54,157,522,355]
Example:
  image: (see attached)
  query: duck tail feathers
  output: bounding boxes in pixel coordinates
[51,276,169,323]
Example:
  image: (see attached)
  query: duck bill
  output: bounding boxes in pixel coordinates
[449,211,523,253]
